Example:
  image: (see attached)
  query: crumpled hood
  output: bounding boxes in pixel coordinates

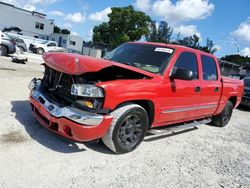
[42,52,155,77]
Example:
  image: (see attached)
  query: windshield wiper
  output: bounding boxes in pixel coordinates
[123,62,137,67]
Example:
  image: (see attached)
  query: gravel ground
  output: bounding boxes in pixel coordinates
[0,53,250,188]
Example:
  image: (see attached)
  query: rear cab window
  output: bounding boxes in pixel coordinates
[201,55,218,81]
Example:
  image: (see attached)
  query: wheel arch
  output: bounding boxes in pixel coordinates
[0,44,9,54]
[228,96,237,108]
[114,100,155,128]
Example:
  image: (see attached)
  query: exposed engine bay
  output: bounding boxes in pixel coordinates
[41,64,150,112]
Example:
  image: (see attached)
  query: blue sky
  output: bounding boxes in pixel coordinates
[3,0,250,57]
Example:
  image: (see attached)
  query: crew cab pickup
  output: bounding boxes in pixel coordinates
[28,42,244,153]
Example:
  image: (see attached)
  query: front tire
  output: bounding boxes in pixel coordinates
[37,48,44,55]
[0,45,8,56]
[212,101,234,127]
[102,103,149,154]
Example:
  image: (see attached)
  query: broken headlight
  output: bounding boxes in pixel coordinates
[71,84,104,98]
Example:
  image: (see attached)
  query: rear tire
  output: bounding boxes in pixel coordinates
[102,103,149,154]
[0,45,8,56]
[212,101,233,127]
[37,48,44,55]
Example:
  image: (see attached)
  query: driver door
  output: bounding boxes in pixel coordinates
[158,51,201,124]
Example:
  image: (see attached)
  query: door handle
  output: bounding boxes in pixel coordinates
[195,86,201,93]
[214,87,219,92]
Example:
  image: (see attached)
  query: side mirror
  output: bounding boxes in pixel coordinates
[170,67,194,80]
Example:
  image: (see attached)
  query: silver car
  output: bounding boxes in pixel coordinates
[0,31,16,56]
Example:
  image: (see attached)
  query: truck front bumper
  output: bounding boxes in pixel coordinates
[29,79,113,142]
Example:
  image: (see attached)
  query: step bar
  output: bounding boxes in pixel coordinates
[145,118,211,140]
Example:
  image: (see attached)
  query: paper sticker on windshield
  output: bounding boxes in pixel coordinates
[155,48,173,54]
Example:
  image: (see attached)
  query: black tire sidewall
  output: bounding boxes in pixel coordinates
[19,47,24,53]
[221,101,233,126]
[213,101,233,127]
[0,45,8,56]
[37,48,44,55]
[112,107,148,154]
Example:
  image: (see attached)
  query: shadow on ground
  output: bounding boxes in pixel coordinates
[10,100,115,154]
[144,127,198,142]
[11,100,87,153]
[237,105,250,112]
[11,100,200,154]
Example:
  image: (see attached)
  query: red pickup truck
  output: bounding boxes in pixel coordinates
[29,42,244,153]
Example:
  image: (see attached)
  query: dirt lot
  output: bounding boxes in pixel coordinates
[0,53,250,188]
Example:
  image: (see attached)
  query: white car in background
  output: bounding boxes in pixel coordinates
[29,41,65,55]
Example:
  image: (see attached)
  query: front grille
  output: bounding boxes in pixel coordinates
[42,66,73,93]
[41,66,76,104]
[41,65,104,109]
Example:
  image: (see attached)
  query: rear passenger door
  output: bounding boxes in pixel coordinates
[198,55,222,116]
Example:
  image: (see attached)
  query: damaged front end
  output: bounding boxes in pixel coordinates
[37,64,150,113]
[28,53,153,141]
[40,64,106,113]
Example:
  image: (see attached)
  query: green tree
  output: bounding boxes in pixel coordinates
[177,34,200,49]
[61,29,70,34]
[53,25,61,33]
[93,5,151,48]
[220,54,250,65]
[199,38,217,54]
[147,21,172,43]
[93,22,110,46]
[176,35,217,54]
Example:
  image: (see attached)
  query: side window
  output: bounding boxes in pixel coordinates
[201,55,218,80]
[47,43,56,47]
[173,52,199,79]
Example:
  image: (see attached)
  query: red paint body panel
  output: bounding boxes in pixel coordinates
[29,42,244,142]
[30,96,113,142]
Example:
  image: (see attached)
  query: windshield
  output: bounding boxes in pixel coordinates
[244,78,250,88]
[41,41,48,44]
[2,32,10,39]
[104,43,174,74]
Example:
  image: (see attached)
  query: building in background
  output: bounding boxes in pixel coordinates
[219,60,250,78]
[0,1,54,40]
[50,33,84,53]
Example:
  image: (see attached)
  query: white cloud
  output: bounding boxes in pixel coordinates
[30,0,59,5]
[135,0,214,24]
[62,22,72,28]
[214,45,221,51]
[88,7,112,22]
[240,47,250,57]
[232,17,250,43]
[23,4,36,11]
[77,0,89,10]
[49,10,64,16]
[1,0,59,9]
[0,0,20,6]
[71,31,79,36]
[64,12,86,23]
[134,0,151,12]
[37,9,44,13]
[173,25,201,38]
